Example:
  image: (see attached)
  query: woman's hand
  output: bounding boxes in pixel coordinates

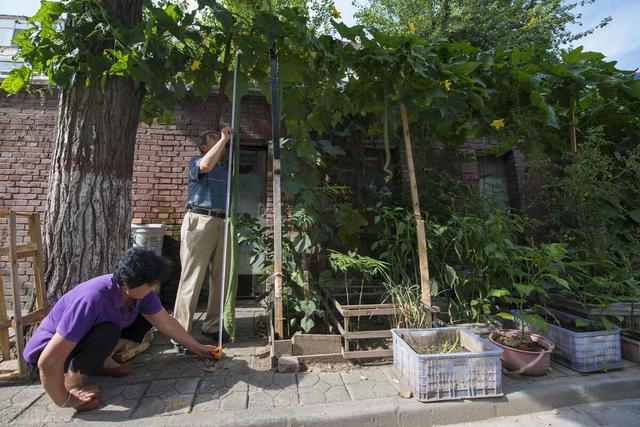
[66,385,100,408]
[191,343,217,359]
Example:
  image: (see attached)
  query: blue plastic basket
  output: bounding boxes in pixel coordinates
[514,309,622,373]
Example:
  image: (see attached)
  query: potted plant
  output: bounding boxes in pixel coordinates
[488,243,563,376]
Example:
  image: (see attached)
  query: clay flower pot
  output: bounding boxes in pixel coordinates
[489,329,555,376]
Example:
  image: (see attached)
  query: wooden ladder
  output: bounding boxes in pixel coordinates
[0,211,48,380]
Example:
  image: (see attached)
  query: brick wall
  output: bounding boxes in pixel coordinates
[1,92,56,313]
[1,89,535,312]
[403,136,530,213]
[1,90,273,310]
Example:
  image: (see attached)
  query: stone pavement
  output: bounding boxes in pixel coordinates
[1,303,640,426]
[439,398,640,427]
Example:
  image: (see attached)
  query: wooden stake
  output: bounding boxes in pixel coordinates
[399,103,432,311]
[8,212,27,376]
[28,213,47,314]
[0,273,10,361]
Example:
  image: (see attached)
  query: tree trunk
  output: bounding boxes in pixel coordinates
[44,0,144,302]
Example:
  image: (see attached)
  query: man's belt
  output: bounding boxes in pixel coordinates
[188,206,225,218]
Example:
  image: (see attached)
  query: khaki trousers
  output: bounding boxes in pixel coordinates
[173,211,230,334]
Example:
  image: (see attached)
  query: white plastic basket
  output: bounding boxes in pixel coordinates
[392,327,503,402]
[514,309,622,373]
[131,224,165,256]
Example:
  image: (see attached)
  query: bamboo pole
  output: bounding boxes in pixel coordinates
[399,104,432,312]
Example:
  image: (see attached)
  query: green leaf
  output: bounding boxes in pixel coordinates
[514,283,535,297]
[291,270,305,287]
[316,140,345,157]
[521,313,548,333]
[547,274,571,290]
[213,3,234,31]
[444,264,458,287]
[497,312,514,320]
[0,66,31,94]
[255,12,284,40]
[452,61,480,76]
[629,210,640,223]
[293,234,312,253]
[295,139,319,164]
[488,288,510,298]
[300,316,314,333]
[484,242,497,255]
[600,317,618,331]
[299,300,316,316]
[331,20,366,41]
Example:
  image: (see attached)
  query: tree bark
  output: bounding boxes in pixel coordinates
[44,0,144,302]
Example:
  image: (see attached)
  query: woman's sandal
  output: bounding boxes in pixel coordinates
[99,362,133,377]
[73,396,102,412]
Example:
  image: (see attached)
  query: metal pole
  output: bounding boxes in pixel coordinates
[217,49,242,351]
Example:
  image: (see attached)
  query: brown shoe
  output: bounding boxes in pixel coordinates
[74,396,102,412]
[100,363,133,377]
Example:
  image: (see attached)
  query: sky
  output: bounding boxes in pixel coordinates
[2,0,638,70]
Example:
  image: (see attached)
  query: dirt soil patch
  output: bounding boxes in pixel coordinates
[404,332,468,355]
[493,333,546,352]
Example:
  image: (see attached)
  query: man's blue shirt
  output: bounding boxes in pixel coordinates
[187,156,228,210]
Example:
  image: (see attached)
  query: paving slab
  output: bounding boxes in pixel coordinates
[73,383,149,422]
[131,377,200,418]
[0,382,45,424]
[192,373,248,413]
[11,391,76,425]
[247,371,298,409]
[438,398,640,427]
[297,372,350,405]
[340,368,399,400]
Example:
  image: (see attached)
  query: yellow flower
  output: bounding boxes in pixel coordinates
[190,60,201,71]
[407,21,416,33]
[443,79,452,91]
[491,118,505,130]
[522,16,538,31]
[331,5,341,19]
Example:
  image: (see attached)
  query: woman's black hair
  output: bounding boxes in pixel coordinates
[113,247,169,289]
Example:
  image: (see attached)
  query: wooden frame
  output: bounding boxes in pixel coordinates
[318,282,398,360]
[0,211,48,380]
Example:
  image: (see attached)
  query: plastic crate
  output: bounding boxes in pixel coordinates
[391,327,503,402]
[514,309,622,373]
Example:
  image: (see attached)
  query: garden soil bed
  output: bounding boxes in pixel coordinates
[403,331,468,354]
[492,333,546,353]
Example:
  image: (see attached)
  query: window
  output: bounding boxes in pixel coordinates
[477,155,510,209]
[11,28,24,45]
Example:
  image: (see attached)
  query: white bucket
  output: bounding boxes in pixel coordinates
[131,224,165,256]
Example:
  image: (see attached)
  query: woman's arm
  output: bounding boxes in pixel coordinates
[37,333,97,407]
[143,308,215,358]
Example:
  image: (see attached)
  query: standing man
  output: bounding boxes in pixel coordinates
[173,127,233,350]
